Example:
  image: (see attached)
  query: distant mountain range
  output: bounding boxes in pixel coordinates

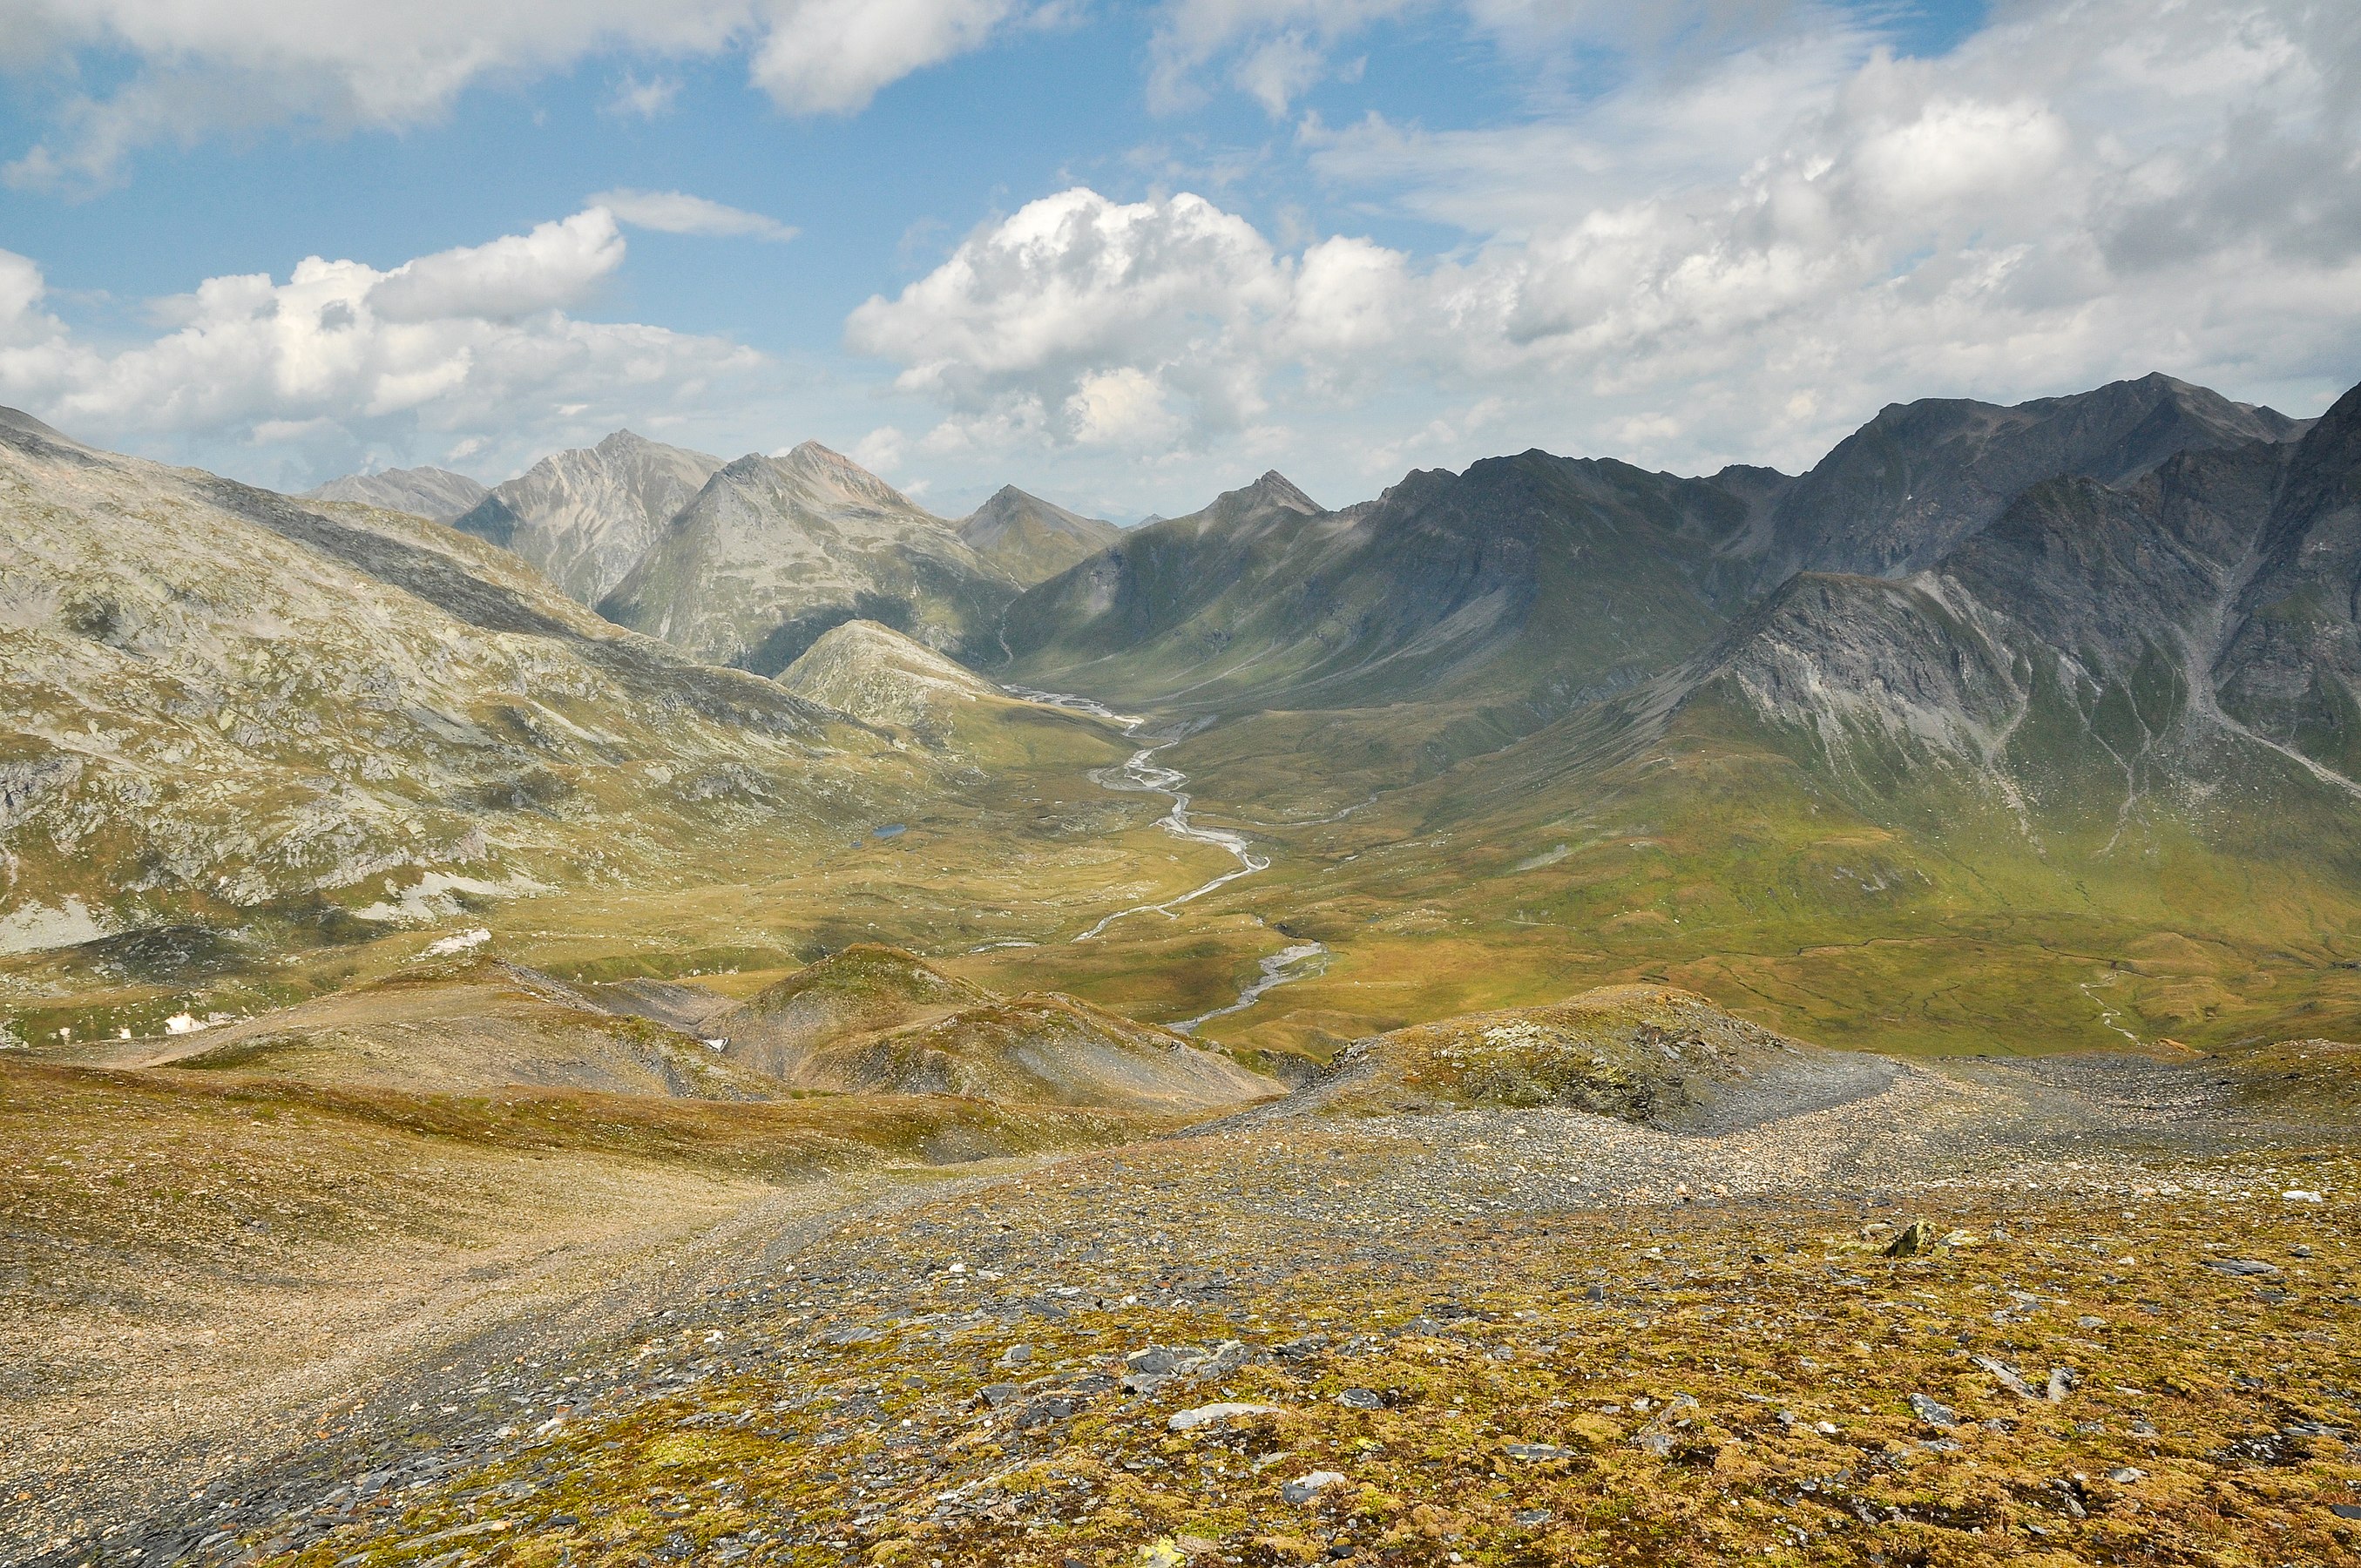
[314,437,1121,676]
[17,367,2361,1057]
[996,374,2307,721]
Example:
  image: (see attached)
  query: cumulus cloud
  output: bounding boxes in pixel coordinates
[847,187,1293,447]
[0,213,760,482]
[0,0,1045,188]
[858,0,2361,479]
[368,210,626,322]
[591,189,800,241]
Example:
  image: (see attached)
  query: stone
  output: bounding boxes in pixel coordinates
[1884,1220,1932,1257]
[1201,1340,1253,1376]
[1503,1443,1570,1462]
[1013,1394,1080,1429]
[1336,1389,1384,1410]
[2203,1258,2281,1277]
[996,1344,1033,1369]
[1282,1471,1346,1504]
[1909,1393,1958,1430]
[1167,1403,1283,1432]
[1971,1355,2040,1400]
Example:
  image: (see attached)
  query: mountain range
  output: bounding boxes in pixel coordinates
[382,434,1122,674]
[9,367,2360,1065]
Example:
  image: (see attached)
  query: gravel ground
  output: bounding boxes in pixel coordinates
[15,1051,2356,1568]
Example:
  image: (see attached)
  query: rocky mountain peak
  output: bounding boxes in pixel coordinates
[304,464,489,523]
[450,431,723,604]
[1241,470,1321,514]
[767,441,929,516]
[590,429,669,459]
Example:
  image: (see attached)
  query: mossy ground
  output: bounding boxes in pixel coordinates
[247,1125,2359,1568]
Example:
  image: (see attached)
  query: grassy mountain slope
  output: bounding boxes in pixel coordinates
[957,485,1122,585]
[0,409,953,952]
[83,957,773,1099]
[778,618,1011,730]
[0,412,1267,1059]
[1130,385,2361,1065]
[999,459,1754,716]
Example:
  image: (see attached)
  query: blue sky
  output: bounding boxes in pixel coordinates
[0,0,2353,522]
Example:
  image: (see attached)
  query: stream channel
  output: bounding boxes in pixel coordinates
[1005,686,1329,1032]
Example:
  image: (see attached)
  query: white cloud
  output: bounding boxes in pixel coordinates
[606,72,685,118]
[750,0,1026,114]
[856,0,2361,484]
[850,425,910,473]
[0,213,761,483]
[369,210,626,322]
[0,0,1045,188]
[847,187,1292,448]
[591,189,800,241]
[1146,0,1793,115]
[1149,0,1419,112]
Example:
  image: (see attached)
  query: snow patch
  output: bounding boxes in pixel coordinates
[420,926,492,958]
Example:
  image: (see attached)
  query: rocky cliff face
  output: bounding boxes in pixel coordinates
[304,466,488,523]
[2214,381,2361,778]
[598,442,1016,675]
[450,430,723,605]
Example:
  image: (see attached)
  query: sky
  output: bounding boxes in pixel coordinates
[0,0,2355,523]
